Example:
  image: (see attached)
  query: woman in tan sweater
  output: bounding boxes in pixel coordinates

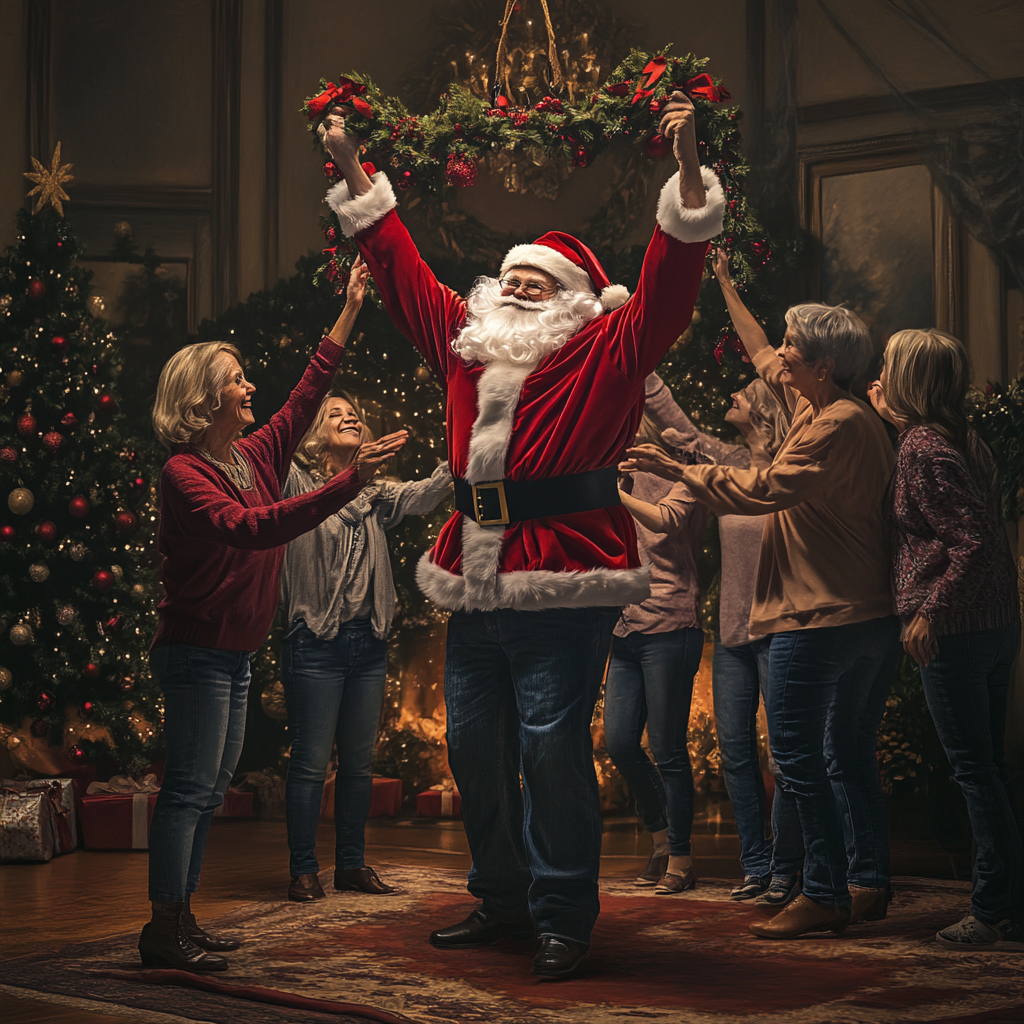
[622,254,900,939]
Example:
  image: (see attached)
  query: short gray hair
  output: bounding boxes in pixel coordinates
[784,304,872,389]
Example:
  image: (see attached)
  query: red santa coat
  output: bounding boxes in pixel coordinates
[327,169,724,612]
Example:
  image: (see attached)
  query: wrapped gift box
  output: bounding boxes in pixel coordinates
[213,787,255,818]
[80,792,158,850]
[1,778,77,856]
[416,786,461,818]
[321,775,402,821]
[1,785,55,862]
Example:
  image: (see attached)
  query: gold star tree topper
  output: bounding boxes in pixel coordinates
[24,142,74,216]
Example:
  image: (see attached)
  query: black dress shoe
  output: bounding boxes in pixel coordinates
[288,873,326,903]
[335,866,400,895]
[183,909,242,952]
[138,902,228,972]
[532,934,590,979]
[429,909,534,949]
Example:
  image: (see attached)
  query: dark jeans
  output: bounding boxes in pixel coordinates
[445,606,618,943]
[768,616,901,906]
[148,645,251,902]
[282,619,388,876]
[713,636,803,879]
[604,627,704,856]
[920,622,1022,925]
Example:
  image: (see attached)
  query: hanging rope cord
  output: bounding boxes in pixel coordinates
[493,0,563,104]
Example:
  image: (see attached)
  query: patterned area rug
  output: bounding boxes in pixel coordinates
[2,863,1021,1024]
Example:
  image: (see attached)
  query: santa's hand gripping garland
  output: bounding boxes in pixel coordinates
[318,91,723,614]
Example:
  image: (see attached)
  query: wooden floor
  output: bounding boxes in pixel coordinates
[0,814,966,1023]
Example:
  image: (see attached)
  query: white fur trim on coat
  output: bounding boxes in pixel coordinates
[600,284,630,311]
[500,244,595,296]
[324,172,397,238]
[417,554,650,612]
[656,167,725,244]
[465,363,531,485]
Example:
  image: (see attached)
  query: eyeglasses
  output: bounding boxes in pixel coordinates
[499,277,558,296]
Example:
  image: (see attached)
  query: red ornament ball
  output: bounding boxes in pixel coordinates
[42,430,63,454]
[97,393,117,415]
[445,153,478,188]
[35,520,58,542]
[30,718,50,738]
[129,475,146,492]
[644,132,673,160]
[61,411,78,429]
[26,279,47,300]
[37,690,56,713]
[68,744,88,764]
[69,495,90,518]
[0,525,15,543]
[77,701,95,721]
[0,447,16,464]
[322,161,344,181]
[92,569,115,591]
[51,335,68,353]
[114,510,138,534]
[396,169,417,190]
[16,413,37,438]
[82,662,101,680]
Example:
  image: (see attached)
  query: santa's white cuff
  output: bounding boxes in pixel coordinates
[656,167,725,243]
[325,172,397,238]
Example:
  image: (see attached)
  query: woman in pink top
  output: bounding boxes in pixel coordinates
[139,260,407,972]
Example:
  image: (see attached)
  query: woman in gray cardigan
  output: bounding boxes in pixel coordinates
[281,391,451,902]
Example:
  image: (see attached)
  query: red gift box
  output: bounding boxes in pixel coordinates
[213,788,255,818]
[321,775,402,821]
[80,792,158,850]
[416,787,461,818]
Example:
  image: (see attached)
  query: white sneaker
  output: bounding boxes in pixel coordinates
[935,914,1024,952]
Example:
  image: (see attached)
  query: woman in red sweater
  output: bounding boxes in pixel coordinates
[139,259,407,971]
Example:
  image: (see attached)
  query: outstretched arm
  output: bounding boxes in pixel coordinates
[713,249,772,362]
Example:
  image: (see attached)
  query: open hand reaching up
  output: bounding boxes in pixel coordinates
[346,255,369,307]
[355,430,409,483]
[317,108,359,164]
[618,444,687,482]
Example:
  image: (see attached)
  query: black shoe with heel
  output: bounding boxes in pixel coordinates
[429,909,534,949]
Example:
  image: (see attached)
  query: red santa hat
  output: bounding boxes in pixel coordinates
[500,231,630,312]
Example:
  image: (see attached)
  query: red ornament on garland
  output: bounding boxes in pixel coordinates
[82,662,101,680]
[644,133,672,160]
[445,153,477,188]
[26,279,47,300]
[16,412,37,438]
[129,475,147,492]
[37,690,56,713]
[92,569,115,591]
[322,161,343,182]
[51,335,68,353]
[30,718,50,738]
[68,744,88,764]
[114,510,138,534]
[69,495,90,518]
[61,411,78,429]
[0,525,15,543]
[42,430,63,454]
[97,393,117,415]
[35,520,57,542]
[0,447,16,464]
[77,701,95,721]
[396,169,417,190]
[571,146,591,168]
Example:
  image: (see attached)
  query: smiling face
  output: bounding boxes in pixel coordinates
[724,388,753,431]
[321,397,364,459]
[210,353,255,433]
[778,328,826,396]
[499,265,560,304]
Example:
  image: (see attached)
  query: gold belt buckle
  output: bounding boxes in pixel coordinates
[471,481,510,526]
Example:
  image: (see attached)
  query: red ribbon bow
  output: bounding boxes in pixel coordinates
[631,56,668,106]
[306,77,371,120]
[680,73,731,104]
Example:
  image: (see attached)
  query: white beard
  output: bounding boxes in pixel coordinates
[451,277,603,367]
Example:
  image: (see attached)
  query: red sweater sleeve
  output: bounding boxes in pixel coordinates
[356,210,466,381]
[239,336,345,483]
[161,460,364,550]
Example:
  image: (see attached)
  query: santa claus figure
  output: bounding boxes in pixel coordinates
[320,92,723,978]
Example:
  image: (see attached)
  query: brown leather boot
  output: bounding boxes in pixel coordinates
[288,873,326,902]
[848,885,891,924]
[335,866,400,895]
[182,895,241,951]
[748,894,850,939]
[138,901,229,971]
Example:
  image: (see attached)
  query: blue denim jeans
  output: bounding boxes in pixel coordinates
[148,645,251,902]
[604,628,704,856]
[445,606,618,943]
[282,619,388,876]
[920,622,1022,925]
[768,616,901,906]
[713,636,803,879]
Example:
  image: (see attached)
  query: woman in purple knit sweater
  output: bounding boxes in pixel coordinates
[869,329,1021,953]
[141,259,407,971]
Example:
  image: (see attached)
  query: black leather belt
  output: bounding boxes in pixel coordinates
[454,466,620,527]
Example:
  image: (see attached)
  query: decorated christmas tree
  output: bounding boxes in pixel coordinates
[0,147,161,775]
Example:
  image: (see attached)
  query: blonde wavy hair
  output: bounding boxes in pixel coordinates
[293,390,375,479]
[152,341,243,452]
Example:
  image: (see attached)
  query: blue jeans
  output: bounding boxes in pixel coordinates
[920,623,1022,925]
[713,636,803,879]
[148,645,251,902]
[768,616,901,906]
[282,619,388,876]
[445,606,618,943]
[604,628,703,856]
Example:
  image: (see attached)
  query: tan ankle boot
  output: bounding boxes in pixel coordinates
[848,885,890,924]
[748,894,850,939]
